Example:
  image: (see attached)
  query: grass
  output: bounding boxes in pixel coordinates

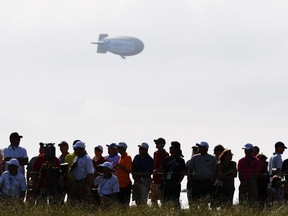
[0,199,287,216]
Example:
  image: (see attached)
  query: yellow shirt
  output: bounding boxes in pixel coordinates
[65,152,76,181]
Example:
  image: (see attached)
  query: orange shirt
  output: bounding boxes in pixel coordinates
[116,152,132,188]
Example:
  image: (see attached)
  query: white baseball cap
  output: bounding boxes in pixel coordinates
[138,142,149,149]
[73,141,86,149]
[7,158,19,167]
[117,142,128,149]
[99,162,113,170]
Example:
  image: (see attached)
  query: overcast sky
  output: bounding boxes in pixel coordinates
[1,0,288,169]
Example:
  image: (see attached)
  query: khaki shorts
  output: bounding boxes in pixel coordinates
[150,183,162,201]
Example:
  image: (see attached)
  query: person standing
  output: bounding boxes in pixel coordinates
[33,143,61,200]
[3,132,28,175]
[269,141,287,176]
[69,141,94,202]
[186,145,199,207]
[238,143,261,203]
[105,143,120,173]
[151,137,169,206]
[115,142,132,206]
[213,144,225,163]
[187,141,217,201]
[161,141,186,208]
[58,141,70,164]
[92,145,106,169]
[215,149,237,206]
[0,158,26,199]
[132,142,154,206]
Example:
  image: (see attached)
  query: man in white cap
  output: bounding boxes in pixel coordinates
[0,158,26,198]
[132,142,154,206]
[4,132,28,175]
[115,142,132,206]
[187,141,217,202]
[94,161,119,207]
[69,140,94,202]
[238,143,261,203]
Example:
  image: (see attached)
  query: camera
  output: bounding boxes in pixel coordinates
[40,142,56,161]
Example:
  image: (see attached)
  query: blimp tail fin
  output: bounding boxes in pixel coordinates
[99,34,108,41]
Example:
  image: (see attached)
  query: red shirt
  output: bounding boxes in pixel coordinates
[153,149,169,184]
[238,156,261,182]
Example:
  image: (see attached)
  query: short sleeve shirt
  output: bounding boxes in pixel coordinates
[3,146,28,174]
[188,154,217,180]
[94,174,119,195]
[132,154,154,174]
[162,156,186,183]
[116,152,132,188]
[269,153,282,175]
[71,154,94,181]
[238,156,261,181]
[0,171,26,197]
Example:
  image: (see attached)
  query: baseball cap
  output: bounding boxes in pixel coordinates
[117,142,128,149]
[138,142,149,149]
[9,132,23,139]
[106,143,117,149]
[58,141,68,146]
[7,158,19,167]
[171,141,181,149]
[99,162,113,170]
[214,144,224,152]
[242,143,253,150]
[196,141,209,149]
[154,138,166,145]
[275,141,287,149]
[94,145,103,151]
[73,141,86,149]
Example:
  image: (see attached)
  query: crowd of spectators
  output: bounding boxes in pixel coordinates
[0,132,287,209]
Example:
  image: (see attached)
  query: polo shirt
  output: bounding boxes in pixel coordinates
[0,171,26,197]
[116,152,132,188]
[3,146,28,174]
[94,174,119,195]
[153,149,169,184]
[238,156,261,181]
[132,154,154,174]
[188,153,216,180]
[71,154,94,181]
[269,153,282,175]
[105,154,120,167]
[65,152,76,181]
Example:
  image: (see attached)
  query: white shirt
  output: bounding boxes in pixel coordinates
[0,171,26,197]
[3,146,28,174]
[269,153,282,175]
[94,174,119,195]
[71,154,94,181]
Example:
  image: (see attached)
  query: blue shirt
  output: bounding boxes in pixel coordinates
[132,154,154,174]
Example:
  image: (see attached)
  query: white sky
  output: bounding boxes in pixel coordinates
[1,0,288,170]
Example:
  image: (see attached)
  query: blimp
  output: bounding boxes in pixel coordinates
[91,34,144,59]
